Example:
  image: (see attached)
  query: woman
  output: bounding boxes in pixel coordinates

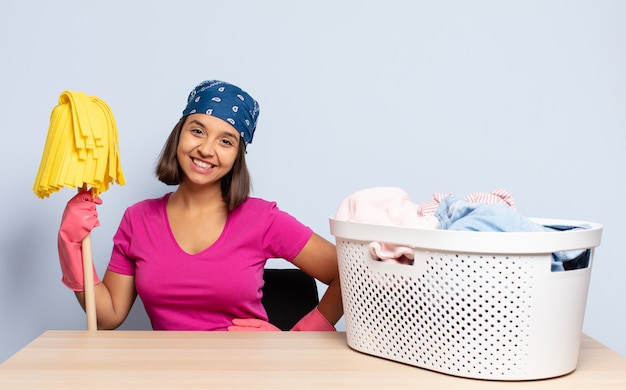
[57,80,343,331]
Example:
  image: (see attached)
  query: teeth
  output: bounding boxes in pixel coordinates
[192,158,213,169]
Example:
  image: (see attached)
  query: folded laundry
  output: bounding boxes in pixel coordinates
[334,187,438,264]
[335,187,589,271]
[334,187,438,229]
[434,197,591,271]
[435,197,537,232]
[417,188,516,216]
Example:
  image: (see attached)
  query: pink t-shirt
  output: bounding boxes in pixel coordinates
[107,193,313,331]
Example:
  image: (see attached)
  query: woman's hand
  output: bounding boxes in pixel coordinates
[228,318,281,332]
[57,189,102,291]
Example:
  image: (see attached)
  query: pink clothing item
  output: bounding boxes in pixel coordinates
[417,188,516,216]
[107,193,313,331]
[335,187,439,264]
[334,187,439,229]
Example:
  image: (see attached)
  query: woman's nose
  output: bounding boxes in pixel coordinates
[197,139,215,156]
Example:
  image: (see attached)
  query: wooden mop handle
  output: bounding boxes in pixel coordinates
[82,234,97,331]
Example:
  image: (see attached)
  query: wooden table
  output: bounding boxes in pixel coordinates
[1,331,625,389]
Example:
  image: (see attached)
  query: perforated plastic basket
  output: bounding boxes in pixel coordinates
[329,218,603,381]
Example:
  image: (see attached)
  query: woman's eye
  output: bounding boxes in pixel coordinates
[221,138,233,146]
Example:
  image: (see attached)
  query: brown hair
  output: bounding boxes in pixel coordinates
[155,117,252,211]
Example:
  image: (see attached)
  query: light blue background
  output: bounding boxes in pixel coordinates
[1,1,624,362]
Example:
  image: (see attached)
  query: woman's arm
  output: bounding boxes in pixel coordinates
[291,233,343,325]
[73,270,137,330]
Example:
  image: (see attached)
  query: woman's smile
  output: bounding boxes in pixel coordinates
[192,157,215,170]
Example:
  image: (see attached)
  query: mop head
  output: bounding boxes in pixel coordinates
[33,91,125,198]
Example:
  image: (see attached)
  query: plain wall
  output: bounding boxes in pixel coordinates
[1,0,624,362]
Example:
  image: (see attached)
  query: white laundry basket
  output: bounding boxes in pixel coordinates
[329,218,603,381]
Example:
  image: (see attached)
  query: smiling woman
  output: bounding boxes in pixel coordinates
[54,80,344,333]
[176,115,241,190]
[2,0,624,366]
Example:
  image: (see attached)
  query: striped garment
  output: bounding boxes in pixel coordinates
[417,188,515,216]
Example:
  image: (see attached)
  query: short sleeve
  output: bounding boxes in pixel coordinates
[260,203,313,261]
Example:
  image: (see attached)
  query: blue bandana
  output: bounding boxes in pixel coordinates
[182,80,260,145]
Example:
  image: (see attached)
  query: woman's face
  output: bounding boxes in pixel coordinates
[176,113,241,187]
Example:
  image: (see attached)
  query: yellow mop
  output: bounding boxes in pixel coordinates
[33,91,125,330]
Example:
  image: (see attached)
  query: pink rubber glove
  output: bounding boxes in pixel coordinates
[290,307,336,331]
[228,308,336,332]
[228,318,281,332]
[57,190,102,291]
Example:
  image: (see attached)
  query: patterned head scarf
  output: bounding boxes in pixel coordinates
[182,80,260,145]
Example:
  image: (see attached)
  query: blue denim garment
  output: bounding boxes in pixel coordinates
[435,197,590,271]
